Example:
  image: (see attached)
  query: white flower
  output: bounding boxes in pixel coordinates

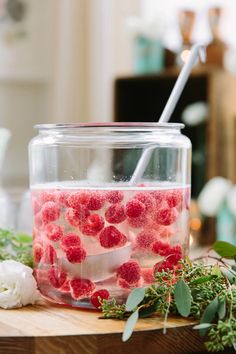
[198,177,232,217]
[0,260,39,309]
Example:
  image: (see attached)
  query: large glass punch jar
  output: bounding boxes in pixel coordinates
[29,123,191,308]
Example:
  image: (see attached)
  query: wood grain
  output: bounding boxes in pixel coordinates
[0,300,233,354]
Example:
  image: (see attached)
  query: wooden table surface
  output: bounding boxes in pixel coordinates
[0,299,230,354]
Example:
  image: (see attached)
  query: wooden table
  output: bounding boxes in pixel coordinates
[0,300,232,354]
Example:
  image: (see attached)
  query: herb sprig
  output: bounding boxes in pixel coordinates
[0,228,33,267]
[101,241,236,352]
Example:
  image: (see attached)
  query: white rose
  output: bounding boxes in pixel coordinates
[0,260,39,309]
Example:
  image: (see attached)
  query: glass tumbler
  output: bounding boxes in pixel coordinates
[29,123,191,308]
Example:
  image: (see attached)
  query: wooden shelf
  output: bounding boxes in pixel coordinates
[0,300,232,354]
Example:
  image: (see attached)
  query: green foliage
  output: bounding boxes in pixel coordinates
[101,239,236,353]
[0,228,33,267]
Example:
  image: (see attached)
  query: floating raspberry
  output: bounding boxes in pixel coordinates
[117,260,141,284]
[41,201,60,224]
[33,243,43,263]
[155,207,178,226]
[43,244,57,264]
[66,246,86,263]
[152,240,172,256]
[45,223,64,242]
[134,192,155,212]
[70,278,95,299]
[57,191,70,207]
[136,230,156,250]
[105,204,126,224]
[153,260,174,274]
[48,266,67,288]
[105,190,124,204]
[61,232,81,250]
[166,190,182,208]
[80,214,104,236]
[127,214,147,228]
[99,226,127,248]
[67,191,90,209]
[65,207,89,227]
[87,191,105,210]
[151,190,166,204]
[125,199,145,218]
[90,289,110,309]
[141,268,155,284]
[168,245,183,265]
[39,191,56,204]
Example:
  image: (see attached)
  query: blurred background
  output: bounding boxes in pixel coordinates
[0,0,236,244]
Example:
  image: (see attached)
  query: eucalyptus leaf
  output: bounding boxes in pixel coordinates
[125,288,145,311]
[174,279,192,317]
[200,297,219,336]
[193,323,213,330]
[213,241,236,258]
[190,275,217,285]
[218,299,226,320]
[221,268,236,284]
[122,310,139,342]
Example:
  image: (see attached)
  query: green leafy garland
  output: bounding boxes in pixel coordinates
[101,241,236,353]
[0,228,33,267]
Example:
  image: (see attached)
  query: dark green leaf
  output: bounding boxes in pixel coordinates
[218,299,226,320]
[200,297,219,336]
[139,304,157,318]
[221,268,236,284]
[213,241,236,258]
[193,323,213,330]
[122,310,139,342]
[125,288,145,311]
[174,279,192,317]
[232,264,236,272]
[190,275,218,285]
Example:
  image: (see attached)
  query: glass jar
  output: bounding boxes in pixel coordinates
[29,123,191,308]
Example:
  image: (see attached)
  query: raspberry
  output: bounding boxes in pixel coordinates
[99,226,127,248]
[117,260,141,284]
[70,278,95,299]
[48,266,67,288]
[141,268,155,284]
[127,215,147,228]
[80,214,104,236]
[45,223,63,242]
[90,289,110,309]
[33,243,43,263]
[155,207,178,226]
[39,191,56,204]
[117,278,143,289]
[153,260,174,274]
[105,204,126,224]
[67,191,90,209]
[136,230,156,250]
[152,240,172,256]
[125,199,145,218]
[134,192,155,211]
[57,191,70,207]
[66,246,86,263]
[61,232,81,249]
[65,207,89,227]
[41,202,60,224]
[87,191,105,210]
[166,190,182,208]
[168,245,183,265]
[43,244,57,264]
[105,190,124,204]
[151,190,166,204]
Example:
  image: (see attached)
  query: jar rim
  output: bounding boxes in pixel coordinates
[35,122,185,130]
